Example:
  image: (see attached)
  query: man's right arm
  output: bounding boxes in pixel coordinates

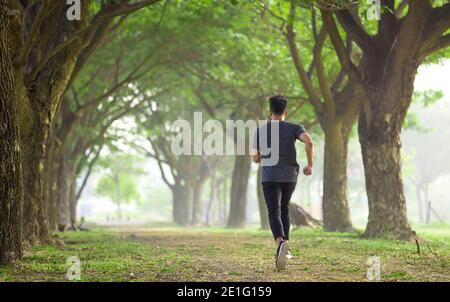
[251,128,261,163]
[299,131,314,175]
[251,149,261,163]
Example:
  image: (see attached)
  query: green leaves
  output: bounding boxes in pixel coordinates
[96,154,144,206]
[414,90,444,108]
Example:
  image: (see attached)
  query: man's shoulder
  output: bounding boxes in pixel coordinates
[283,121,304,129]
[257,121,304,131]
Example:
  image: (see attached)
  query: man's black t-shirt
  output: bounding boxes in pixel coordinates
[253,121,305,183]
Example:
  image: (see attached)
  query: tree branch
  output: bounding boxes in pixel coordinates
[27,33,81,81]
[15,0,48,67]
[421,3,450,58]
[313,26,335,118]
[422,34,450,58]
[77,59,159,116]
[76,143,104,201]
[97,0,162,19]
[321,10,372,125]
[147,137,174,188]
[332,35,352,94]
[286,0,325,115]
[321,10,364,89]
[193,66,216,118]
[335,8,373,54]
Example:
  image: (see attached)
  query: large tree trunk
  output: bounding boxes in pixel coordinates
[116,203,123,220]
[45,131,59,231]
[352,0,440,240]
[415,184,424,223]
[190,160,211,225]
[205,173,218,226]
[286,7,359,233]
[191,179,207,225]
[424,185,430,224]
[227,155,251,228]
[221,178,228,224]
[256,166,269,229]
[0,1,23,264]
[46,148,60,231]
[44,132,53,221]
[50,99,80,230]
[357,43,421,240]
[21,122,50,242]
[359,94,414,240]
[322,120,353,231]
[10,1,89,243]
[172,183,191,226]
[58,152,74,230]
[217,178,227,224]
[69,174,77,229]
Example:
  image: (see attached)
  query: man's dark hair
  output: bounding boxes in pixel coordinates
[269,95,287,115]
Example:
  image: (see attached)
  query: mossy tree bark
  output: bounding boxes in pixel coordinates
[45,129,59,231]
[322,119,353,231]
[0,0,23,265]
[58,151,76,229]
[8,1,90,244]
[7,0,162,244]
[330,1,450,239]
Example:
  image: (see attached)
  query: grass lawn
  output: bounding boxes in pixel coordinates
[0,224,449,282]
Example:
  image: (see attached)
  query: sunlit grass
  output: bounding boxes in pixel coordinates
[0,225,448,282]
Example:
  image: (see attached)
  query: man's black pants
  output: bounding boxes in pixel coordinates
[262,182,297,241]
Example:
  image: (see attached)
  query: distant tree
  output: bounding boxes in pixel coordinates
[127,0,316,228]
[403,91,450,223]
[96,155,142,219]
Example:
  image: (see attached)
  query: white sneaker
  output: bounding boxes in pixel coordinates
[286,250,293,260]
[275,241,289,270]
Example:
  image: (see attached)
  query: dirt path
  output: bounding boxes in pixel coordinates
[105,225,450,282]
[2,225,448,281]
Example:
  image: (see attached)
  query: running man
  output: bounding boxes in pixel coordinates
[252,95,314,270]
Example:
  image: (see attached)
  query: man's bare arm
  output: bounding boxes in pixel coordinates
[299,132,314,175]
[251,149,261,163]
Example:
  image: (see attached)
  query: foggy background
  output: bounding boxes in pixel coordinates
[77,61,450,228]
